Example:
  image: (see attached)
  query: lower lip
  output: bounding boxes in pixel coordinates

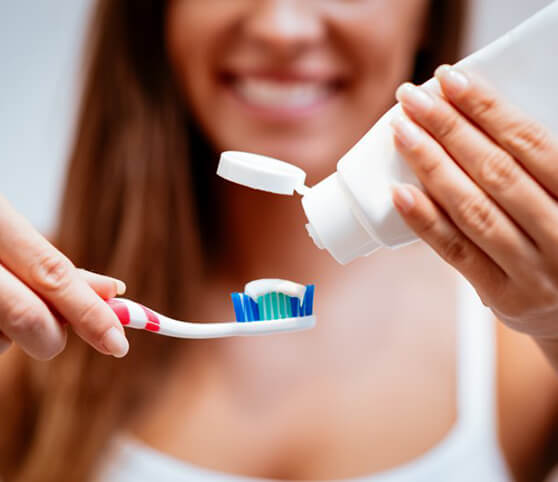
[222,81,339,122]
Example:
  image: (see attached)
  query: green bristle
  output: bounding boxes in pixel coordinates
[257,296,266,319]
[271,292,279,318]
[276,294,282,318]
[277,293,285,318]
[256,292,297,320]
[264,293,272,319]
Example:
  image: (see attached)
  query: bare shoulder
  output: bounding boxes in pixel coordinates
[497,321,558,480]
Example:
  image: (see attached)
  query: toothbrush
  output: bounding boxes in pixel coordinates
[106,282,315,339]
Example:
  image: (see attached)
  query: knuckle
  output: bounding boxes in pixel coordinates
[503,119,549,156]
[454,196,496,236]
[478,151,518,193]
[439,231,469,265]
[4,302,46,337]
[413,150,441,177]
[469,94,498,121]
[402,132,426,158]
[75,299,107,339]
[416,210,438,237]
[414,210,470,266]
[30,252,74,292]
[432,110,460,142]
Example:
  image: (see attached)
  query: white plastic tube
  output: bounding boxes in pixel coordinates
[302,1,558,264]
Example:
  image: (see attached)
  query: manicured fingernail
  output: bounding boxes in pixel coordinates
[0,337,11,354]
[102,327,129,358]
[115,280,127,296]
[392,184,415,214]
[436,65,469,95]
[391,114,422,149]
[396,83,434,114]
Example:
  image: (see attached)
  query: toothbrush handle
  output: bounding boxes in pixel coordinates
[106,298,162,332]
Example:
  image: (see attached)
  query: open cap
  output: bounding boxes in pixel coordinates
[217,151,307,195]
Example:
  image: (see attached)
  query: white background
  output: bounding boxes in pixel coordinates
[0,0,554,233]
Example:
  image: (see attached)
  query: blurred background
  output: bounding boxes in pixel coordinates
[0,0,554,234]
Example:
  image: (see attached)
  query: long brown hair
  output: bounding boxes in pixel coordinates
[1,1,468,480]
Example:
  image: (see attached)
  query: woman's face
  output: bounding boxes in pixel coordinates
[166,0,429,179]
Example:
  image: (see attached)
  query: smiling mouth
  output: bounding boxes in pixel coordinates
[235,77,333,109]
[221,72,344,115]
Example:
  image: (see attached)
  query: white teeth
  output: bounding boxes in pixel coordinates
[234,78,329,109]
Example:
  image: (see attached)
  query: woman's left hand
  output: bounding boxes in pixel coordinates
[390,64,558,347]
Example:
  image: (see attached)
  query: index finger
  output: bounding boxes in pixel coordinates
[0,195,129,358]
[435,65,558,197]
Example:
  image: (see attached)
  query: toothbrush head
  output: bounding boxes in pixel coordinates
[231,282,315,322]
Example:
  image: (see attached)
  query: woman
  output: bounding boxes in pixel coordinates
[2,0,558,481]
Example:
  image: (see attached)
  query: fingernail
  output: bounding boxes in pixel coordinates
[436,65,469,95]
[392,184,415,214]
[0,337,11,355]
[391,114,422,149]
[102,327,129,358]
[115,280,127,296]
[396,83,434,114]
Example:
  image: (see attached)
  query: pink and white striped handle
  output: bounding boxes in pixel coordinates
[107,298,161,333]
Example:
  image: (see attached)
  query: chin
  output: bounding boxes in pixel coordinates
[271,145,340,184]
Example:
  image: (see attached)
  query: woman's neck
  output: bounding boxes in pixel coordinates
[212,184,336,286]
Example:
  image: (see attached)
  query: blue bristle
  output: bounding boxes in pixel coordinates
[231,293,246,322]
[250,298,261,321]
[243,294,254,321]
[290,297,299,317]
[302,284,315,315]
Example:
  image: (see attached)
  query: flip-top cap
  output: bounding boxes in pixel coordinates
[217,151,307,195]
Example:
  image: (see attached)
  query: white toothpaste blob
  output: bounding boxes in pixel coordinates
[244,279,307,302]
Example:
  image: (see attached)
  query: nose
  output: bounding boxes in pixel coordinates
[242,0,325,57]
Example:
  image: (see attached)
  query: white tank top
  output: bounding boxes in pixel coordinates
[94,279,511,481]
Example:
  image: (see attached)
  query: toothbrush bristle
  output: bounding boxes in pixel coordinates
[302,284,314,316]
[231,285,315,322]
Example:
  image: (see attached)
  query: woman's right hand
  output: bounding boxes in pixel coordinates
[0,195,129,360]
